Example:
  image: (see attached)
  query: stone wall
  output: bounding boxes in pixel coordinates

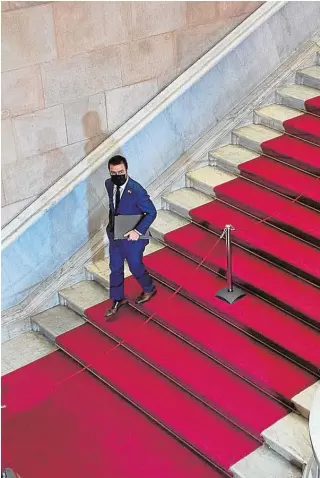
[1,1,262,226]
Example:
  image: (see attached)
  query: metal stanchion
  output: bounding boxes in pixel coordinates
[215,224,246,304]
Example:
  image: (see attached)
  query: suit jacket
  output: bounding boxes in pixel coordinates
[105,177,157,236]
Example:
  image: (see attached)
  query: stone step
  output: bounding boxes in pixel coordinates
[85,238,164,288]
[254,104,304,133]
[32,305,85,342]
[59,280,109,316]
[296,65,320,90]
[209,144,257,175]
[232,122,320,175]
[261,413,312,469]
[162,186,212,219]
[230,445,302,478]
[277,85,320,112]
[232,123,282,154]
[150,209,189,241]
[162,168,235,219]
[210,144,320,212]
[292,381,320,418]
[1,331,57,376]
[186,167,235,196]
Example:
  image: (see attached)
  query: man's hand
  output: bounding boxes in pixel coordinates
[124,230,139,241]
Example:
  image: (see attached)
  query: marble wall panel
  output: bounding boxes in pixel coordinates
[2,4,56,72]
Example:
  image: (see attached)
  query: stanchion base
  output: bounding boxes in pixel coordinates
[215,286,246,304]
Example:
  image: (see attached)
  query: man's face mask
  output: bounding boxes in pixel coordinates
[110,166,127,187]
[111,174,127,187]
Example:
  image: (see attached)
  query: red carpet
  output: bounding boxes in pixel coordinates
[85,299,288,439]
[3,69,320,477]
[165,222,320,329]
[214,177,320,246]
[190,199,320,285]
[238,156,320,209]
[57,324,259,473]
[283,113,320,145]
[305,95,320,115]
[261,134,320,175]
[143,249,320,374]
[2,352,222,478]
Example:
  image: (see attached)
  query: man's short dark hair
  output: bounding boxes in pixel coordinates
[108,155,128,170]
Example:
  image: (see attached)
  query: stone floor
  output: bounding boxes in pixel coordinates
[1,331,57,376]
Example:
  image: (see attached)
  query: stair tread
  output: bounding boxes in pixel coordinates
[234,124,282,144]
[261,413,312,467]
[238,156,320,208]
[162,182,215,210]
[151,209,189,238]
[255,104,303,124]
[59,280,109,313]
[305,95,320,115]
[1,331,57,376]
[255,106,320,145]
[210,145,258,168]
[230,445,302,478]
[139,251,317,399]
[234,124,320,174]
[32,305,85,340]
[298,65,320,80]
[292,381,320,418]
[214,177,320,246]
[2,351,222,478]
[57,323,259,472]
[187,168,235,188]
[297,66,320,91]
[189,199,320,285]
[277,84,320,116]
[163,187,211,212]
[85,300,288,439]
[277,84,320,102]
[283,113,320,145]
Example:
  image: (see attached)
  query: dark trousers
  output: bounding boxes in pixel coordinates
[109,236,154,301]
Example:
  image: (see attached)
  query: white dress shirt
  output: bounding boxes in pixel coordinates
[113,177,129,208]
[113,177,141,235]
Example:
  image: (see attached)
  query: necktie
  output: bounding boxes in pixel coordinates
[115,186,121,211]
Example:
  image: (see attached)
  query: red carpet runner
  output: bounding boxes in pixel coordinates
[283,113,320,145]
[164,223,320,329]
[305,95,320,115]
[84,298,289,439]
[2,352,223,478]
[238,156,320,209]
[189,200,320,285]
[214,177,320,246]
[261,134,320,174]
[2,83,320,477]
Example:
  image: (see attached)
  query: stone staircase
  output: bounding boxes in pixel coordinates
[22,59,320,476]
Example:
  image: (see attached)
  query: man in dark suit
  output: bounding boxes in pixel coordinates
[104,155,157,318]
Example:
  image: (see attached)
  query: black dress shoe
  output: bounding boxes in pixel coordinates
[135,287,157,305]
[104,298,128,318]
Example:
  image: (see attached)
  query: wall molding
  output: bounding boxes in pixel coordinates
[2,35,319,341]
[1,1,286,251]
